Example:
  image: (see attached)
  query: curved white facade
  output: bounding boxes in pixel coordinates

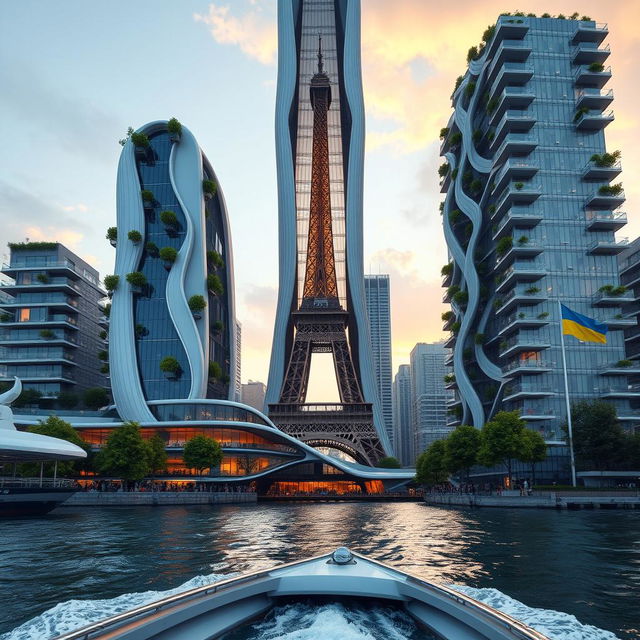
[110,121,238,422]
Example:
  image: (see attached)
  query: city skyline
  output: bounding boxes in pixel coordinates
[2,1,639,393]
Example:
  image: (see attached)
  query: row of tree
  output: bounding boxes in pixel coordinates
[19,417,224,484]
[415,411,547,486]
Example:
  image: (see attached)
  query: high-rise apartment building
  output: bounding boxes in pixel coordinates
[235,320,242,402]
[108,120,238,422]
[410,343,451,455]
[440,15,637,438]
[242,380,267,413]
[365,274,393,446]
[392,364,414,465]
[0,242,108,404]
[266,0,391,465]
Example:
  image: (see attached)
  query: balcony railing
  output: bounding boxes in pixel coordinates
[495,261,546,293]
[499,337,550,358]
[492,207,543,240]
[490,63,534,97]
[581,159,621,181]
[503,360,551,375]
[493,183,542,221]
[571,22,608,45]
[493,134,537,164]
[574,65,612,89]
[585,210,627,231]
[592,289,634,306]
[575,88,614,110]
[586,189,625,209]
[574,109,614,130]
[587,238,629,255]
[571,42,610,65]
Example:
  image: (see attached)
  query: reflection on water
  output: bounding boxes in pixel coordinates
[0,503,638,638]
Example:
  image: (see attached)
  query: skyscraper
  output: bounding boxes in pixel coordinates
[108,119,238,422]
[266,0,391,465]
[242,380,267,412]
[392,364,414,465]
[410,343,451,455]
[0,242,108,405]
[440,16,637,437]
[365,274,393,446]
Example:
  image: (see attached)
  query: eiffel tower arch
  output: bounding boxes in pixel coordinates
[267,0,391,466]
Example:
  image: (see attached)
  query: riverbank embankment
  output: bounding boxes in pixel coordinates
[426,490,640,509]
[58,491,257,507]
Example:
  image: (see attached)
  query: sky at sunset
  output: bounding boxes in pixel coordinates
[1,1,639,398]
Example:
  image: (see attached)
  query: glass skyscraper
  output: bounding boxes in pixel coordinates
[108,120,238,422]
[365,274,393,447]
[392,364,414,465]
[440,15,637,438]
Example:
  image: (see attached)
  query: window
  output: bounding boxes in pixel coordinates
[19,309,30,322]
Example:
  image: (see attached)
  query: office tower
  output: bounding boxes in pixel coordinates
[242,380,267,412]
[0,242,108,404]
[393,364,414,465]
[266,0,391,465]
[365,274,393,446]
[440,16,637,437]
[108,119,238,421]
[410,343,451,455]
[235,320,242,402]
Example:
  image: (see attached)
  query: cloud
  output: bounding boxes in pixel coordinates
[194,2,277,65]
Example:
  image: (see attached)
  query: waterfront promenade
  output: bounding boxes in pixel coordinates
[59,490,256,507]
[426,490,640,509]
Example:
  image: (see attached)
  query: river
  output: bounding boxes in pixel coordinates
[0,503,638,639]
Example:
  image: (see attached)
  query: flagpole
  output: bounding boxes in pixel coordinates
[558,300,577,487]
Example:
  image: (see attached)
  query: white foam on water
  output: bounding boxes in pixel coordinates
[0,572,228,640]
[451,585,621,640]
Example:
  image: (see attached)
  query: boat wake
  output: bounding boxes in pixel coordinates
[1,576,620,640]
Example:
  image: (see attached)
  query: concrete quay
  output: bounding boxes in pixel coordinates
[58,491,257,507]
[425,491,640,510]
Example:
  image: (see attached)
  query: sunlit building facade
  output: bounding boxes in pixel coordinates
[440,15,637,438]
[392,364,414,465]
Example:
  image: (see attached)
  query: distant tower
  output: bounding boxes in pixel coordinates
[393,364,414,465]
[267,1,391,466]
[365,275,393,446]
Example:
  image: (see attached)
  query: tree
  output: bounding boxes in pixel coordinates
[376,456,402,468]
[183,435,223,475]
[518,429,547,485]
[445,425,480,481]
[478,411,526,484]
[57,392,79,410]
[98,422,150,486]
[566,401,626,470]
[415,440,449,486]
[84,387,108,410]
[237,455,260,476]
[145,435,168,478]
[12,388,42,408]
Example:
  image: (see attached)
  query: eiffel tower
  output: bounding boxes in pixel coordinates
[268,37,388,466]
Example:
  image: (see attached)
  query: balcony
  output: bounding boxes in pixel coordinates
[503,360,551,376]
[599,362,640,376]
[490,63,534,97]
[492,160,538,195]
[586,189,625,209]
[592,289,634,306]
[492,207,543,240]
[495,288,548,315]
[599,387,640,399]
[0,278,81,295]
[495,262,546,294]
[581,160,621,181]
[571,43,610,65]
[576,88,613,111]
[585,210,627,231]
[503,384,554,402]
[499,335,550,359]
[485,40,532,86]
[574,109,614,130]
[495,313,550,339]
[574,65,612,89]
[493,183,541,221]
[571,22,608,45]
[490,110,537,150]
[439,171,452,194]
[587,238,629,255]
[605,316,637,330]
[443,333,456,349]
[489,87,536,124]
[493,134,537,164]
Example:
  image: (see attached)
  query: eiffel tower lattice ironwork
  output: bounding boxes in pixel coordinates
[269,37,387,466]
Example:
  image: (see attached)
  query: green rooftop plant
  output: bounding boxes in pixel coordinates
[450,132,462,146]
[8,242,58,251]
[159,356,181,374]
[465,82,476,98]
[106,227,117,242]
[466,46,479,63]
[203,179,217,197]
[517,235,529,245]
[99,330,107,340]
[439,127,450,140]
[447,284,460,297]
[438,162,450,178]
[103,302,111,317]
[135,324,147,338]
[188,294,206,313]
[443,373,455,383]
[97,350,108,361]
[612,285,627,296]
[453,290,468,305]
[126,272,147,288]
[442,310,454,322]
[141,190,154,203]
[525,286,540,295]
[616,359,633,368]
[160,210,178,227]
[451,321,461,334]
[556,13,566,19]
[131,132,150,148]
[599,284,615,294]
[514,182,524,190]
[167,117,182,135]
[39,329,55,339]
[36,273,50,284]
[441,263,453,276]
[475,333,485,345]
[448,209,462,223]
[159,246,178,263]
[488,204,496,214]
[588,62,605,72]
[470,179,482,194]
[574,106,589,122]
[454,76,463,91]
[482,24,496,43]
[486,97,499,114]
[541,13,551,18]
[100,364,109,374]
[451,168,459,180]
[128,230,142,243]
[207,273,224,295]
[207,250,224,268]
[213,320,224,332]
[496,236,513,257]
[537,312,549,319]
[472,129,482,143]
[145,241,159,256]
[590,151,621,167]
[103,275,119,292]
[581,16,592,21]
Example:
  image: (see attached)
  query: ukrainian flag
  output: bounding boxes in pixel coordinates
[561,304,607,344]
